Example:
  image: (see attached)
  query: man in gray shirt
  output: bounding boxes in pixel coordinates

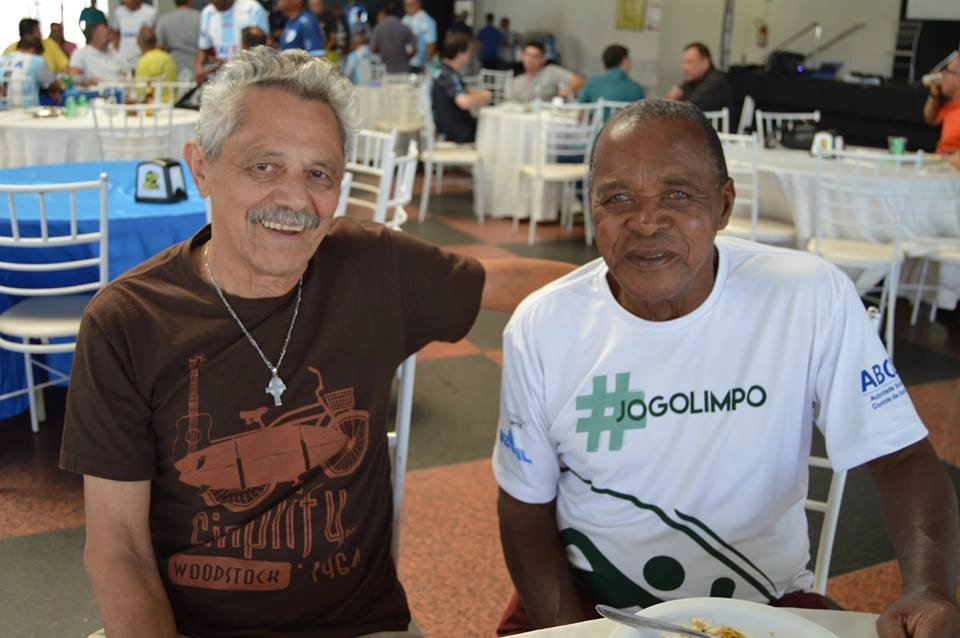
[511,41,583,103]
[370,3,416,74]
[157,0,200,81]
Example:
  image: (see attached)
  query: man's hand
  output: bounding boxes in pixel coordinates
[877,590,960,637]
[929,82,942,99]
[665,85,683,100]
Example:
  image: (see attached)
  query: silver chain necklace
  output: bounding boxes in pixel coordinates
[203,245,303,407]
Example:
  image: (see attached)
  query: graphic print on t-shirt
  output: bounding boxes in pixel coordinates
[168,353,370,591]
[562,468,778,607]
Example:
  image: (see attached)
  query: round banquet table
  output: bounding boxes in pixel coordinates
[0,107,200,168]
[0,160,208,419]
[748,147,960,309]
[475,103,561,221]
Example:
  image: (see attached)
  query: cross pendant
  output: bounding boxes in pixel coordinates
[265,373,286,407]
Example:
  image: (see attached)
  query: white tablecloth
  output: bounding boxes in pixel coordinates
[475,104,561,221]
[0,107,200,167]
[355,82,425,132]
[752,147,960,308]
[514,608,879,637]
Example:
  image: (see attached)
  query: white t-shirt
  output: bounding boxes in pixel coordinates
[197,0,269,63]
[68,46,125,83]
[0,51,53,108]
[110,3,158,71]
[493,237,926,606]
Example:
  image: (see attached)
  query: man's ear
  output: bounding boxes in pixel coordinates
[183,140,210,198]
[717,177,735,230]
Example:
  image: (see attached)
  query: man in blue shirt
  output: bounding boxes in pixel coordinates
[579,44,645,106]
[278,0,325,53]
[401,0,436,73]
[477,13,503,69]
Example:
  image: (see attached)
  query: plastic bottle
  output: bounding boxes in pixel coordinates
[77,94,88,117]
[64,96,77,118]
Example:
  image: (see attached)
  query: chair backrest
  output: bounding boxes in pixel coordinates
[736,95,756,135]
[805,454,847,595]
[703,106,730,133]
[0,76,39,109]
[531,101,602,168]
[384,139,419,228]
[0,173,109,298]
[388,354,416,560]
[346,128,398,225]
[333,171,353,218]
[96,79,193,105]
[754,108,821,146]
[478,68,513,104]
[595,97,636,122]
[91,101,175,161]
[813,148,922,251]
[718,132,760,238]
[378,77,427,133]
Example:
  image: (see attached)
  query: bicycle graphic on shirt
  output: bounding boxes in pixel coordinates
[173,355,369,513]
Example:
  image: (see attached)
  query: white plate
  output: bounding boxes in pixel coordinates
[608,597,839,638]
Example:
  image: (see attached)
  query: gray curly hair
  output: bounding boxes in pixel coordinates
[196,47,359,162]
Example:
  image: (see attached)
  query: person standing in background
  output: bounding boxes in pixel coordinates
[370,3,416,74]
[401,0,435,73]
[278,0,324,52]
[111,0,158,72]
[923,54,960,157]
[477,13,503,69]
[195,0,270,83]
[157,0,200,82]
[79,0,108,34]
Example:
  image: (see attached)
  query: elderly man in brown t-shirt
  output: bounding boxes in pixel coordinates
[60,47,573,638]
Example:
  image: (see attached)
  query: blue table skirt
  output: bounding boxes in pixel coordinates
[0,160,207,419]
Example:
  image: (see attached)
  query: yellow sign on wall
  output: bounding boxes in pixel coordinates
[616,0,646,30]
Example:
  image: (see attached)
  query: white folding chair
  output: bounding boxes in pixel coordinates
[346,129,414,228]
[805,454,847,595]
[388,353,416,560]
[908,239,960,325]
[718,132,796,245]
[418,107,485,223]
[595,97,636,122]
[517,101,602,246]
[754,108,821,147]
[384,139,419,228]
[0,173,109,433]
[91,101,175,161]
[477,68,513,105]
[332,171,353,218]
[809,149,923,358]
[736,95,755,135]
[703,107,730,133]
[0,76,38,109]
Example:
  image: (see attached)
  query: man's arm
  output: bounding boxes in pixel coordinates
[479,258,575,313]
[869,438,960,637]
[455,87,491,110]
[83,475,178,638]
[193,47,211,84]
[499,490,592,627]
[558,71,584,99]
[923,83,943,126]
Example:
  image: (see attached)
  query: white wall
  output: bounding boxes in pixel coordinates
[475,0,901,98]
[728,0,900,77]
[475,0,662,94]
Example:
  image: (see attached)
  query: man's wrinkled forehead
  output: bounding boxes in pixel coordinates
[594,117,713,176]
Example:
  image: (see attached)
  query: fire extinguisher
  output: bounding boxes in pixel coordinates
[755,20,768,48]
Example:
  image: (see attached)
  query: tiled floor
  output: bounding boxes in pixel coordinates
[1,181,959,637]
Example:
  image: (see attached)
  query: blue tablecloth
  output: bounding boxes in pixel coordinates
[0,160,207,419]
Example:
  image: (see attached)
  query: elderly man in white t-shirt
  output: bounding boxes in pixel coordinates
[67,22,124,85]
[110,0,158,71]
[194,0,269,83]
[492,98,960,637]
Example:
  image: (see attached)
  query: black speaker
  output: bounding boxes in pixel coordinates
[765,51,807,76]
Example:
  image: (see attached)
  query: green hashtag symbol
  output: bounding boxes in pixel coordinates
[575,373,646,452]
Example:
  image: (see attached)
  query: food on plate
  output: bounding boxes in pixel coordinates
[688,618,748,637]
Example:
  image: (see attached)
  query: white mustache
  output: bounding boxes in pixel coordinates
[247,205,320,230]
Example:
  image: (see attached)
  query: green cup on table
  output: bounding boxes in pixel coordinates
[887,136,907,155]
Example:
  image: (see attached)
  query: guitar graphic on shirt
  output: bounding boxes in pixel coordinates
[173,354,213,460]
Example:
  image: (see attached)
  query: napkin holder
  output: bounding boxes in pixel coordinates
[811,131,834,156]
[135,159,188,203]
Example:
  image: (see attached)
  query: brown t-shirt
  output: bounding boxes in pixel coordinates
[60,220,484,637]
